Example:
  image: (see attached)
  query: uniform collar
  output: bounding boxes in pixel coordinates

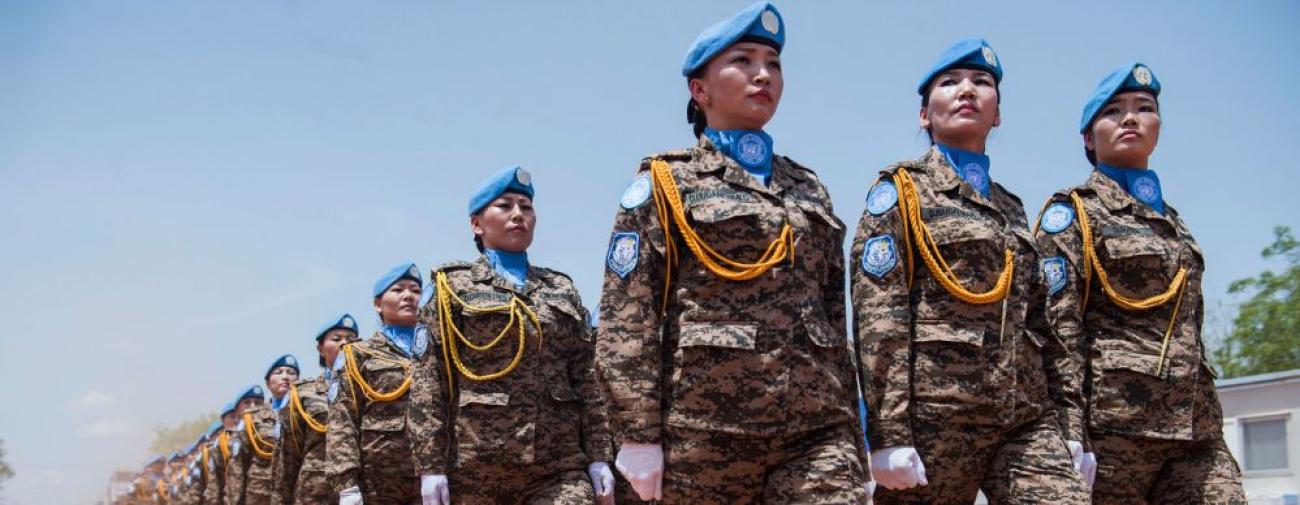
[693,136,802,195]
[381,324,416,357]
[935,143,992,198]
[269,395,287,412]
[470,255,541,295]
[1096,163,1165,214]
[483,248,529,288]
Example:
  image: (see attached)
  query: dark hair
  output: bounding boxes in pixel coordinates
[1085,146,1097,167]
[474,235,485,253]
[686,68,708,138]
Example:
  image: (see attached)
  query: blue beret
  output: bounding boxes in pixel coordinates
[682,2,784,77]
[205,420,222,438]
[219,400,237,416]
[917,38,1002,96]
[264,354,299,379]
[468,165,534,216]
[1079,62,1160,133]
[236,385,264,403]
[168,451,182,462]
[146,455,163,467]
[373,263,422,298]
[315,313,358,341]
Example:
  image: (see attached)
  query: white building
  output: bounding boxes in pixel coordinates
[1219,368,1300,505]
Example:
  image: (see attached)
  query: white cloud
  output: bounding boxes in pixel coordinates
[70,390,115,411]
[76,419,131,437]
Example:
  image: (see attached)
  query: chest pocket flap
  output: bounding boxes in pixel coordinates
[679,322,757,350]
[913,320,984,347]
[687,196,765,224]
[458,390,510,407]
[927,214,999,247]
[1101,233,1168,260]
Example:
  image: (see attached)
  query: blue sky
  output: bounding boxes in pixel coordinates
[1,1,1297,503]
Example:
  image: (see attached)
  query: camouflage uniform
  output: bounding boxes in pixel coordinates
[597,137,868,504]
[203,431,234,505]
[225,405,278,505]
[407,258,614,504]
[326,331,421,504]
[853,148,1089,504]
[272,374,336,504]
[1035,171,1246,504]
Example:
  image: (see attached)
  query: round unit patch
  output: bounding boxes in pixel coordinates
[761,9,780,34]
[1133,65,1152,86]
[982,46,998,67]
[515,168,532,186]
[866,180,898,216]
[620,175,652,209]
[412,326,428,358]
[1039,203,1074,234]
[1131,175,1160,205]
[961,163,989,195]
[736,132,769,167]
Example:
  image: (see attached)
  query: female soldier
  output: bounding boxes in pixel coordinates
[203,398,241,505]
[327,264,424,504]
[853,38,1090,504]
[272,314,360,504]
[1033,63,1246,504]
[595,3,867,503]
[229,357,298,505]
[408,166,616,505]
[224,385,268,504]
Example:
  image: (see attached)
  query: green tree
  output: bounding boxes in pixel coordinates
[0,438,13,489]
[149,413,217,455]
[1212,226,1300,378]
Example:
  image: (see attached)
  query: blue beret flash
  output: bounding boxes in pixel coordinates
[373,263,422,298]
[237,385,264,403]
[467,165,534,216]
[315,313,357,342]
[682,2,784,77]
[219,399,237,416]
[917,38,1003,96]
[1080,62,1160,133]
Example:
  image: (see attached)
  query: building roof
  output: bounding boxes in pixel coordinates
[1216,368,1300,390]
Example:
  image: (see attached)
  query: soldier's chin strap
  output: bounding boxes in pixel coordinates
[649,159,796,313]
[1068,191,1188,374]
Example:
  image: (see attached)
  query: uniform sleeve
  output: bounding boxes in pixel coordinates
[326,353,364,493]
[226,430,249,505]
[1033,202,1089,447]
[573,299,615,462]
[270,406,299,504]
[596,166,669,445]
[850,180,915,450]
[819,192,870,470]
[202,445,221,504]
[408,301,453,476]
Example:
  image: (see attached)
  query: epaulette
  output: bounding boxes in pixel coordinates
[638,149,695,172]
[436,260,474,273]
[535,266,574,287]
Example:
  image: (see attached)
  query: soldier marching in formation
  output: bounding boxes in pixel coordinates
[110,2,1245,504]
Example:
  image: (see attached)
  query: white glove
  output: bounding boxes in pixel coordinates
[864,480,876,500]
[420,474,450,505]
[1066,441,1097,488]
[588,461,616,505]
[614,443,663,501]
[869,446,928,490]
[339,486,363,505]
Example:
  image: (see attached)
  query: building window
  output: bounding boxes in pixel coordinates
[1242,417,1289,472]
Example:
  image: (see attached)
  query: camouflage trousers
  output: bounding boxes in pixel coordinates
[872,413,1089,505]
[1090,431,1246,505]
[450,462,594,505]
[661,423,868,505]
[284,470,334,505]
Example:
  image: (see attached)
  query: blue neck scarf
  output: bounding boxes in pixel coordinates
[484,248,529,288]
[270,395,287,412]
[323,367,333,383]
[936,143,992,198]
[704,128,774,185]
[1097,163,1165,213]
[383,324,416,357]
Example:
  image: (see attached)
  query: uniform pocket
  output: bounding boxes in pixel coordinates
[678,322,757,350]
[1100,234,1173,293]
[1091,349,1166,427]
[454,390,518,463]
[539,379,584,462]
[670,323,767,426]
[911,321,988,405]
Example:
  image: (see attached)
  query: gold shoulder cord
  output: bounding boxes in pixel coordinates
[434,270,543,404]
[156,479,168,500]
[218,431,231,463]
[242,412,274,459]
[892,167,1014,304]
[289,383,326,434]
[341,342,412,414]
[200,445,209,479]
[648,159,795,312]
[1068,191,1188,374]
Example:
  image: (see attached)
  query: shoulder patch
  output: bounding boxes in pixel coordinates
[1040,203,1075,234]
[1041,256,1068,296]
[620,175,653,209]
[327,377,340,402]
[606,232,640,279]
[866,180,898,216]
[412,325,429,358]
[861,235,898,278]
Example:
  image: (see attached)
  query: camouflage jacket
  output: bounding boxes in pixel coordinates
[409,258,614,475]
[596,137,864,464]
[202,431,233,505]
[1035,170,1218,441]
[852,147,1067,450]
[272,374,334,504]
[325,331,417,500]
[226,405,278,505]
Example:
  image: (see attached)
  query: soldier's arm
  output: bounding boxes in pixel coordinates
[572,299,615,463]
[270,406,299,505]
[201,444,220,504]
[325,351,364,493]
[819,192,870,470]
[408,296,453,476]
[226,430,249,505]
[596,165,669,445]
[850,178,915,451]
[1034,200,1090,447]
